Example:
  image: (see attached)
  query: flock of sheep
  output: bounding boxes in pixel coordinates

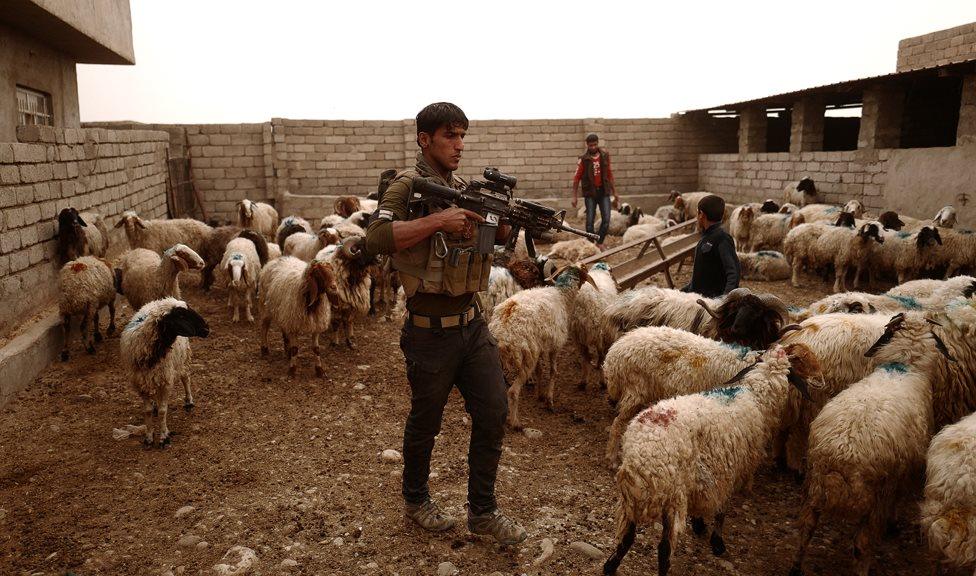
[50,176,976,575]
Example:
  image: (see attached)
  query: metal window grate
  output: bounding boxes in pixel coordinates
[16,86,53,127]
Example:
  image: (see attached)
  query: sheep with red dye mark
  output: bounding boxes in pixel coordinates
[57,208,109,264]
[604,343,819,576]
[120,298,209,448]
[58,256,117,361]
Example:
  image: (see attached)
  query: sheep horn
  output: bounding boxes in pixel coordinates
[340,235,362,258]
[779,323,802,337]
[696,298,720,319]
[864,313,907,357]
[931,331,956,363]
[544,264,572,284]
[757,293,790,322]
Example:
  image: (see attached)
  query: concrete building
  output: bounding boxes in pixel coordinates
[0,0,134,142]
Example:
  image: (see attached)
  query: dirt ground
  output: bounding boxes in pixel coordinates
[0,235,939,576]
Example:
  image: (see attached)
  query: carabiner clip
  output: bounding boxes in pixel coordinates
[433,232,449,259]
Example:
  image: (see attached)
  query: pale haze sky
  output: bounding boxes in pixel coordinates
[78,0,976,123]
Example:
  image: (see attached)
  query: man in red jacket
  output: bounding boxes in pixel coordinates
[571,133,619,249]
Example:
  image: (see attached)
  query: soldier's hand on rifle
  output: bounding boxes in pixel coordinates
[435,207,484,234]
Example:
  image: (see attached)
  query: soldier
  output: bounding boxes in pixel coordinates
[365,102,527,546]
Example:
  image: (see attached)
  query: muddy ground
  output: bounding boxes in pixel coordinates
[0,235,942,576]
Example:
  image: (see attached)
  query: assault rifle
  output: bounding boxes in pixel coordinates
[411,167,598,258]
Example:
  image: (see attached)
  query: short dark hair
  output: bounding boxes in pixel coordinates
[416,102,468,146]
[585,133,599,143]
[698,194,725,222]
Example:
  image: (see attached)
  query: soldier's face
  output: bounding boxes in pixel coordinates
[422,124,465,173]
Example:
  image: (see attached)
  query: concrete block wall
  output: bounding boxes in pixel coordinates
[698,150,890,212]
[185,123,269,222]
[897,21,976,72]
[0,125,168,338]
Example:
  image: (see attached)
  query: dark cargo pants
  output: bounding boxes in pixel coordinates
[399,316,508,515]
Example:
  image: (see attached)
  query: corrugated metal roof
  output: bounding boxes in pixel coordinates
[683,58,976,114]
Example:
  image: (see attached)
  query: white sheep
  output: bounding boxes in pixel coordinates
[546,237,600,266]
[902,205,959,231]
[782,214,856,287]
[671,191,712,222]
[604,343,819,576]
[795,201,864,224]
[117,244,205,311]
[318,237,373,348]
[932,228,976,279]
[276,216,313,248]
[745,212,797,251]
[58,256,117,361]
[920,410,976,574]
[783,177,819,206]
[569,262,618,391]
[602,325,762,468]
[729,204,756,249]
[888,226,945,283]
[258,256,339,377]
[886,275,976,302]
[219,237,261,322]
[606,208,642,236]
[119,298,209,448]
[237,199,279,240]
[489,265,594,430]
[737,250,791,281]
[483,267,523,323]
[283,227,342,262]
[113,211,212,254]
[810,220,885,292]
[789,314,945,576]
[621,217,672,244]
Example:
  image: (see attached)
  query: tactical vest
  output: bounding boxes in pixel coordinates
[579,148,610,197]
[391,171,492,298]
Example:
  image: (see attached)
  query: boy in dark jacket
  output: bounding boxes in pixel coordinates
[681,194,740,297]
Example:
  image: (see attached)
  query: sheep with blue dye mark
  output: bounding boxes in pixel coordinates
[789,312,952,576]
[113,211,212,254]
[119,298,209,448]
[276,216,313,249]
[58,256,117,361]
[604,343,819,576]
[117,244,206,311]
[258,256,340,378]
[737,250,791,281]
[795,200,865,224]
[219,236,262,322]
[601,325,770,468]
[489,265,595,430]
[236,199,279,241]
[920,410,976,574]
[569,262,618,391]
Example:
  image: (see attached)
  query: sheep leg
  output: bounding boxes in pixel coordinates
[244,292,254,323]
[259,316,272,356]
[791,259,803,288]
[142,397,155,449]
[709,511,727,556]
[345,319,356,349]
[788,504,821,576]
[852,510,884,576]
[833,265,846,293]
[202,263,216,292]
[313,334,325,378]
[658,508,676,576]
[852,263,864,290]
[92,308,103,343]
[230,290,240,322]
[505,375,526,430]
[81,310,95,355]
[606,401,643,469]
[182,373,194,412]
[287,337,299,377]
[691,517,707,536]
[603,520,636,575]
[60,314,72,361]
[544,353,558,412]
[107,300,117,335]
[157,393,170,448]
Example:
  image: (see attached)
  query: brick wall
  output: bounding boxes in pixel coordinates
[897,21,976,72]
[698,150,890,211]
[0,125,168,338]
[185,123,271,222]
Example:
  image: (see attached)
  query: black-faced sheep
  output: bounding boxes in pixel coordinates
[58,256,117,360]
[783,177,819,206]
[275,216,313,249]
[119,298,209,448]
[57,208,109,264]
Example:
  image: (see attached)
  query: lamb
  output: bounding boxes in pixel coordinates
[275,216,313,249]
[903,205,959,231]
[779,202,799,214]
[57,208,109,264]
[119,298,209,448]
[789,313,949,576]
[113,211,212,254]
[117,244,206,311]
[283,226,342,262]
[604,343,818,576]
[569,262,618,391]
[318,236,374,348]
[258,256,340,377]
[236,199,279,240]
[737,250,791,281]
[219,236,262,322]
[604,207,643,237]
[783,177,819,206]
[58,256,117,360]
[920,410,976,574]
[602,326,764,468]
[654,204,682,223]
[489,265,595,430]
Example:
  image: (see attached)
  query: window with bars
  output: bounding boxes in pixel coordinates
[16,86,53,127]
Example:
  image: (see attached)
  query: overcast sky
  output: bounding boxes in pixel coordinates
[77,0,976,123]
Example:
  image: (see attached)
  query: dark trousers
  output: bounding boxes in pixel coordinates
[585,192,612,243]
[399,316,508,515]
